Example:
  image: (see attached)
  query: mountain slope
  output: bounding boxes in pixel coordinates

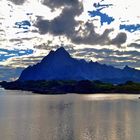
[18,47,140,83]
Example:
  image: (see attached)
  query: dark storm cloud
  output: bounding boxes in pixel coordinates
[35,14,113,46]
[77,48,140,58]
[42,0,80,10]
[0,29,5,36]
[36,0,83,35]
[75,47,140,68]
[128,43,140,49]
[35,19,50,34]
[0,29,4,32]
[8,0,26,5]
[35,7,112,46]
[35,0,127,46]
[109,32,127,46]
[71,22,113,45]
[51,8,80,35]
[9,38,22,42]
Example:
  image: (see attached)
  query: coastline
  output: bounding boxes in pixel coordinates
[1,80,140,95]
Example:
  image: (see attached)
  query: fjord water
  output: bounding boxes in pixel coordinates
[0,89,140,140]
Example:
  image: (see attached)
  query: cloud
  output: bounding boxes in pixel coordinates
[35,19,50,34]
[34,43,75,51]
[35,0,127,47]
[8,0,26,5]
[109,32,127,46]
[2,51,48,68]
[71,22,113,45]
[0,29,4,32]
[6,56,42,67]
[35,0,83,36]
[75,47,140,68]
[41,0,80,10]
[78,47,140,58]
[2,45,140,81]
[0,65,23,81]
[0,45,72,81]
[0,48,33,61]
[33,44,140,69]
[9,37,37,42]
[0,29,5,37]
[128,43,140,49]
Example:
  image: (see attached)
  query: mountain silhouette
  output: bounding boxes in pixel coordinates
[18,47,140,83]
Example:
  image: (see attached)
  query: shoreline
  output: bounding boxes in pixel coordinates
[1,88,140,95]
[1,80,140,95]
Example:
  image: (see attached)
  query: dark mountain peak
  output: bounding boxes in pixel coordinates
[89,60,93,64]
[94,61,100,65]
[89,61,100,66]
[18,47,140,83]
[56,47,67,52]
[41,50,55,63]
[123,65,133,70]
[41,47,71,63]
[54,47,70,57]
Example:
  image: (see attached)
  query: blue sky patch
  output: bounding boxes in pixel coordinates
[15,20,31,29]
[88,1,114,26]
[0,49,33,61]
[120,24,140,32]
[88,10,114,26]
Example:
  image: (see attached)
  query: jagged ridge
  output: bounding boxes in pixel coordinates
[18,47,140,83]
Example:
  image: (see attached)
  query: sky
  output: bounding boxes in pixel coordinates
[0,0,140,81]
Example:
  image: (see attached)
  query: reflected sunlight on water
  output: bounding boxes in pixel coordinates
[82,94,140,101]
[0,90,140,140]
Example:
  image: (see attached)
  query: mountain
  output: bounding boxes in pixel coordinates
[18,47,140,83]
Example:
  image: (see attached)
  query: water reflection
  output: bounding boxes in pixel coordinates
[0,91,140,140]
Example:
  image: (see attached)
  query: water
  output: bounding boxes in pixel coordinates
[0,88,140,140]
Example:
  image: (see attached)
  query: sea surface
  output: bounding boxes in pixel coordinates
[0,88,140,140]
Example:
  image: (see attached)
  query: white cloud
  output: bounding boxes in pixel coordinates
[0,0,140,81]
